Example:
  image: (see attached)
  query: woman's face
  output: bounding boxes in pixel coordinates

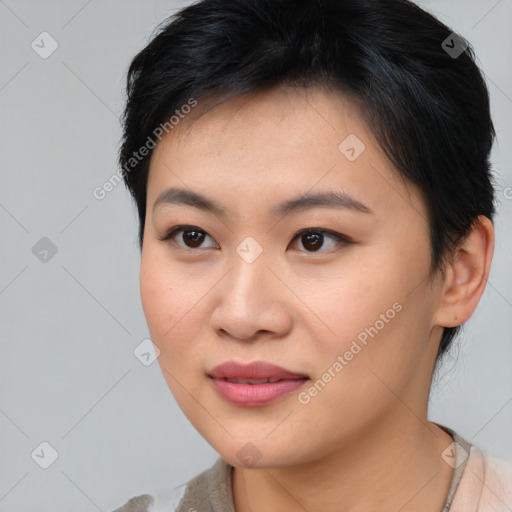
[140,86,445,468]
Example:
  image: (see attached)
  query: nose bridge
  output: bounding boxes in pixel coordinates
[228,237,272,308]
[210,236,291,340]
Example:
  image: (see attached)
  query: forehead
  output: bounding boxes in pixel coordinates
[158,86,367,160]
[146,86,426,222]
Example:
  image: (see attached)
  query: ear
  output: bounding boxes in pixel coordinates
[433,215,495,328]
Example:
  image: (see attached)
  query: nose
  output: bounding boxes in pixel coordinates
[209,247,293,342]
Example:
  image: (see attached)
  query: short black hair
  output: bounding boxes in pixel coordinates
[119,0,495,359]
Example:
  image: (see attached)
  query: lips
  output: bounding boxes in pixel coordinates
[209,361,308,380]
[208,361,309,406]
[222,377,282,384]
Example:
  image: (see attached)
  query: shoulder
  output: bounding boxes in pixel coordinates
[110,485,188,512]
[450,445,512,512]
[110,493,155,512]
[109,457,233,512]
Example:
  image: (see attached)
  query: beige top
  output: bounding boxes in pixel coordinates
[113,429,512,512]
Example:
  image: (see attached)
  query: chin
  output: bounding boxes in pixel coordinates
[199,427,309,469]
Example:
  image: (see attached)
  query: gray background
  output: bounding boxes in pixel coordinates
[1,1,511,510]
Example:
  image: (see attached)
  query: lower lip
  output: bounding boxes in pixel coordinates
[210,377,308,406]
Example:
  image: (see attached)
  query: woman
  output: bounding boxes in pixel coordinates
[114,0,511,510]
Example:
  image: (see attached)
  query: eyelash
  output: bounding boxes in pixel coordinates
[158,224,352,253]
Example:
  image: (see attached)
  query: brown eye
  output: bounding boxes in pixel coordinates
[180,229,205,248]
[159,226,219,249]
[290,228,350,253]
[301,232,324,251]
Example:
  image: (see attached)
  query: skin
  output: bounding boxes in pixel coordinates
[140,85,494,512]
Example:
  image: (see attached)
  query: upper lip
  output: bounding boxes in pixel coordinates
[208,361,308,380]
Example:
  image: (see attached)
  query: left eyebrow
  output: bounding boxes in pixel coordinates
[152,186,373,217]
[271,190,373,217]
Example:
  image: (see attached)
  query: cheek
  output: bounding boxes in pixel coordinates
[296,259,403,346]
[139,248,203,355]
[139,250,209,409]
[139,260,176,343]
[300,244,434,379]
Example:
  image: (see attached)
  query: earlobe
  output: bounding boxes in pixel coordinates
[433,216,495,328]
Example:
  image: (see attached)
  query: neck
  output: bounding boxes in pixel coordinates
[232,416,454,512]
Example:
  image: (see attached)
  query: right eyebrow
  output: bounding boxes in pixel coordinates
[153,187,227,216]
